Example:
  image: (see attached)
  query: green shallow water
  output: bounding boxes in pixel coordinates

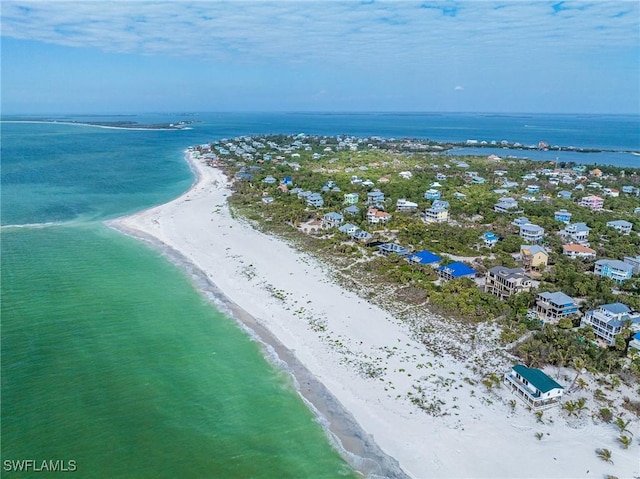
[1,225,356,478]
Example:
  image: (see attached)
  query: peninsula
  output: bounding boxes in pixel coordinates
[110,134,640,478]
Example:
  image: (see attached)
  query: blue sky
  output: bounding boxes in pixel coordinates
[1,1,638,114]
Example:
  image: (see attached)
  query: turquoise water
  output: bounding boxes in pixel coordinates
[1,123,356,478]
[2,114,638,478]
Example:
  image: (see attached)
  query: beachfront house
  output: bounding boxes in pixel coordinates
[481,232,500,248]
[554,209,572,223]
[437,262,476,281]
[338,223,359,236]
[378,243,410,256]
[485,266,532,299]
[606,220,633,236]
[594,259,634,283]
[562,244,597,260]
[520,245,548,271]
[396,199,418,212]
[535,292,579,323]
[407,250,442,266]
[322,212,344,229]
[424,189,441,200]
[581,302,640,346]
[560,222,590,244]
[504,365,564,411]
[579,195,604,211]
[519,223,545,244]
[367,208,391,225]
[353,230,373,243]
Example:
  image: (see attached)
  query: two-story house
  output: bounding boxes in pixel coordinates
[519,224,545,243]
[606,220,633,236]
[536,291,579,322]
[560,222,590,244]
[554,209,572,223]
[581,303,640,346]
[594,259,634,283]
[520,245,549,271]
[504,365,564,411]
[485,266,532,299]
[579,195,604,211]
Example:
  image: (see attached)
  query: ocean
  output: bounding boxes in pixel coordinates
[1,113,638,478]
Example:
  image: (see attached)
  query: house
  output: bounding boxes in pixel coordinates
[431,200,450,210]
[472,176,487,184]
[504,365,564,411]
[560,222,590,244]
[423,205,449,224]
[622,185,639,195]
[263,175,277,184]
[378,243,411,256]
[535,292,579,322]
[502,180,520,189]
[343,205,360,216]
[629,332,640,356]
[396,199,418,212]
[281,176,293,186]
[581,303,640,346]
[353,230,373,242]
[623,255,640,275]
[594,259,634,283]
[557,190,573,199]
[512,216,530,228]
[367,208,391,224]
[306,193,324,208]
[261,196,275,204]
[485,266,532,299]
[424,189,441,200]
[494,198,520,213]
[519,224,545,243]
[481,232,500,248]
[454,192,467,199]
[407,250,442,266]
[520,245,548,271]
[579,195,604,211]
[606,220,633,236]
[590,168,603,177]
[554,209,572,223]
[343,193,359,205]
[399,171,413,179]
[322,212,344,229]
[338,223,359,235]
[437,262,476,281]
[367,190,385,206]
[602,188,620,197]
[436,173,447,181]
[526,185,540,194]
[562,244,597,260]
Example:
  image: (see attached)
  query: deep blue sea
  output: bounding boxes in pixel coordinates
[1,112,638,478]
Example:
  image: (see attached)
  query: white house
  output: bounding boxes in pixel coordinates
[606,220,633,236]
[367,208,391,224]
[581,302,640,346]
[396,199,418,212]
[504,365,564,411]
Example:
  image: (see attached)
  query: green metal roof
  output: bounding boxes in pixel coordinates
[512,365,563,393]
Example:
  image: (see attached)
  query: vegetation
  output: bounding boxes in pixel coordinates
[205,134,640,382]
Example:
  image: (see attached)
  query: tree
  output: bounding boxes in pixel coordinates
[595,448,613,464]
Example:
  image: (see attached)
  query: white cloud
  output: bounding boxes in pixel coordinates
[1,0,637,68]
[454,85,464,91]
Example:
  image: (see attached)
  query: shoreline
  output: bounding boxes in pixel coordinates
[107,150,639,479]
[0,120,188,131]
[106,153,407,478]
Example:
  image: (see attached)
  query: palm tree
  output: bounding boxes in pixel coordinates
[618,435,632,449]
[595,448,613,464]
[614,417,633,436]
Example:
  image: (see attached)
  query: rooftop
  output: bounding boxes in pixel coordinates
[512,365,563,393]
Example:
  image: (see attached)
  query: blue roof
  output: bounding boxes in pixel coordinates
[483,232,499,240]
[438,261,476,277]
[600,303,632,315]
[408,250,442,264]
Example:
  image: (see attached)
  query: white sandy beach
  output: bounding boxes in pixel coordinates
[109,151,639,479]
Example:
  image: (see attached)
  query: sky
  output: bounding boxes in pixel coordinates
[1,1,639,114]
